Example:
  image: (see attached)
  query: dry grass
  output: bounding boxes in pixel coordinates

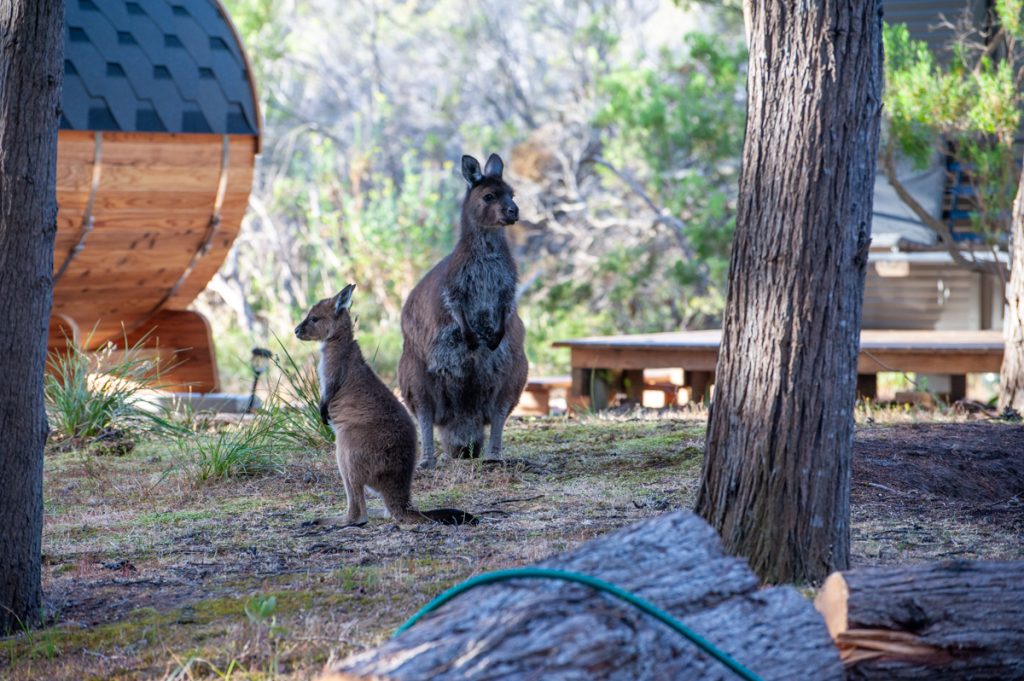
[1,409,1020,680]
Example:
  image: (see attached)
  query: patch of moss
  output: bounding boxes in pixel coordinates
[612,431,700,457]
[1,606,168,664]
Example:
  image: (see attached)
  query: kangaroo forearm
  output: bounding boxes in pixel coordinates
[486,307,507,351]
[320,378,338,426]
[453,307,479,349]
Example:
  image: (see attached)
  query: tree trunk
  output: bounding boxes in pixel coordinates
[814,561,1024,680]
[695,1,883,584]
[999,167,1024,413]
[322,511,843,681]
[0,0,63,634]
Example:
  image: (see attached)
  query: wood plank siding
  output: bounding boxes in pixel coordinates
[52,131,257,353]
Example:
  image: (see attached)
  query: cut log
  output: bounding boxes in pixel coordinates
[814,560,1024,679]
[322,511,842,681]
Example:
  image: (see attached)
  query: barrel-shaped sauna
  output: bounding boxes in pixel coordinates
[52,0,261,392]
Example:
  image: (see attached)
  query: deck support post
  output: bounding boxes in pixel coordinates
[684,371,713,404]
[857,373,878,400]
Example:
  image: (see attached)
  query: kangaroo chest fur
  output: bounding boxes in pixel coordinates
[449,248,515,334]
[431,234,517,386]
[318,349,335,431]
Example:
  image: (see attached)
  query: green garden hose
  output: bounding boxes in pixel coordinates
[394,567,764,681]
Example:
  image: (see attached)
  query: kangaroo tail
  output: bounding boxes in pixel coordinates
[418,508,479,525]
[385,495,479,526]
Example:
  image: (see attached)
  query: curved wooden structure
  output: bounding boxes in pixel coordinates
[50,0,261,392]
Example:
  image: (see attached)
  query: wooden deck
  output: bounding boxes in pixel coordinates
[553,329,1004,408]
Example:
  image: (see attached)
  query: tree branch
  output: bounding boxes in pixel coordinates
[592,156,712,294]
[881,144,1000,277]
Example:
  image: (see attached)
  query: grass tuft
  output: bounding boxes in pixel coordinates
[180,407,286,483]
[268,335,335,450]
[45,330,178,447]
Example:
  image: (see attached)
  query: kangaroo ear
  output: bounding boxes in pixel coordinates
[461,155,483,185]
[334,283,355,316]
[483,153,503,179]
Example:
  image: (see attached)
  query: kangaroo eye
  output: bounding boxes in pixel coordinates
[483,193,495,202]
[309,316,319,323]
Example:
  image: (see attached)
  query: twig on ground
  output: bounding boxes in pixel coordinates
[491,494,545,504]
[474,510,512,517]
[856,480,916,497]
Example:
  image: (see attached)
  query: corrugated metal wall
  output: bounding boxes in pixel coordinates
[885,0,988,59]
[863,262,1003,330]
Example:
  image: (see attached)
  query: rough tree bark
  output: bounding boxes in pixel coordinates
[0,0,64,633]
[999,170,1024,413]
[815,561,1024,679]
[696,1,884,584]
[322,512,842,681]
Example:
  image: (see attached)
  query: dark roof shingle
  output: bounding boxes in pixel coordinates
[62,0,259,136]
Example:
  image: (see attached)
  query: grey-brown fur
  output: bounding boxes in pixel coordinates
[295,284,476,526]
[398,153,529,469]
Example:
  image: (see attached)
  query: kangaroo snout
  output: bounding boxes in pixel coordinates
[503,204,519,224]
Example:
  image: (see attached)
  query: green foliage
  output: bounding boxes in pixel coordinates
[220,0,286,79]
[589,33,745,330]
[238,148,459,382]
[597,34,746,204]
[883,17,1023,243]
[883,23,945,167]
[45,333,172,444]
[997,0,1024,39]
[331,155,459,324]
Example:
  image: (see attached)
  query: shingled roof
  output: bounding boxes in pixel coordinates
[62,0,259,136]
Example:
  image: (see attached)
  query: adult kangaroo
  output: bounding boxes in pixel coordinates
[399,153,528,469]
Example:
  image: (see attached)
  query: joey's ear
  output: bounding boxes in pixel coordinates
[461,155,483,185]
[334,283,356,316]
[483,153,503,179]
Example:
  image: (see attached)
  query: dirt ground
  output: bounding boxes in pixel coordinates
[852,421,1023,565]
[2,413,1021,680]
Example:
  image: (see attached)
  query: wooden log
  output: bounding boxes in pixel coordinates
[323,511,842,681]
[814,561,1024,679]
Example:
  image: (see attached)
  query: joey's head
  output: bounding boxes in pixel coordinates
[461,153,518,229]
[294,284,356,344]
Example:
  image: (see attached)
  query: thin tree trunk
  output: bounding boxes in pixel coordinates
[0,0,63,633]
[696,1,883,584]
[998,168,1024,413]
